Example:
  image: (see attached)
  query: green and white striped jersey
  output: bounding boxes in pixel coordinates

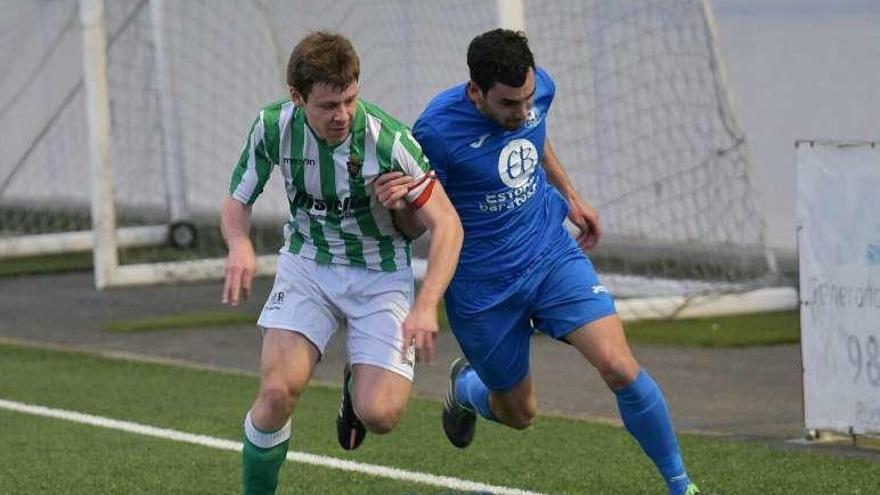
[230,99,435,272]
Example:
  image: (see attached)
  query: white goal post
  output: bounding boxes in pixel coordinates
[1,0,795,319]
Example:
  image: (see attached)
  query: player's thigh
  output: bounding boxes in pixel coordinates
[446,290,534,392]
[566,314,639,386]
[258,328,321,394]
[531,247,617,340]
[490,372,536,416]
[342,266,416,381]
[257,252,341,358]
[351,363,412,416]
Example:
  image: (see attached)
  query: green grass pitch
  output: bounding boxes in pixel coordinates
[0,342,877,494]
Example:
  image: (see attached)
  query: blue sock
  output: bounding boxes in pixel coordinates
[454,366,498,422]
[614,369,690,495]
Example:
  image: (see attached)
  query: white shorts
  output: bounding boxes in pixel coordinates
[257,252,416,380]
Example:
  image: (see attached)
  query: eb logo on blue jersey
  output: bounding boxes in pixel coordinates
[498,139,537,188]
[478,139,540,213]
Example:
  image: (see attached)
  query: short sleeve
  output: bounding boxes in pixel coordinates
[535,66,556,111]
[229,112,275,205]
[391,128,437,209]
[412,118,450,185]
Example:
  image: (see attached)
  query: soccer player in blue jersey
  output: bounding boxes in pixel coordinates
[376,29,706,495]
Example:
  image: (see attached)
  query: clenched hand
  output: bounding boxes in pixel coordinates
[374,171,413,210]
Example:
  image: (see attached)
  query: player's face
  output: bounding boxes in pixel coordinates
[292,81,359,145]
[468,68,536,130]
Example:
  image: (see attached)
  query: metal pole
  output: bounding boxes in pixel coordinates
[80,0,117,288]
[150,0,189,223]
[497,0,526,31]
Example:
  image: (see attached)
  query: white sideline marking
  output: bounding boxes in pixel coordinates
[0,398,544,495]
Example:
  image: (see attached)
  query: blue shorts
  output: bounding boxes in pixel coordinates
[444,239,616,392]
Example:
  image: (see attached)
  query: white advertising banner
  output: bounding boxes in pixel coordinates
[797,140,880,435]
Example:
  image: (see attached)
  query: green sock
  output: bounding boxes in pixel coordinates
[242,435,289,495]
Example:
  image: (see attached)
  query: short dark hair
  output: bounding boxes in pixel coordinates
[287,32,360,101]
[467,29,535,93]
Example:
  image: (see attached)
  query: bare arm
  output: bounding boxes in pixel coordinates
[374,171,428,239]
[392,208,428,240]
[401,182,462,363]
[220,197,256,305]
[543,137,602,250]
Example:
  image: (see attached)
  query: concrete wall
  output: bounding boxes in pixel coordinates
[713,0,880,252]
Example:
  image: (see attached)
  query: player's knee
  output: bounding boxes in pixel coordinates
[356,402,405,434]
[595,356,639,389]
[258,385,299,418]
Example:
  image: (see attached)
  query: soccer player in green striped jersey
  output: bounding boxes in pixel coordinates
[220,32,462,495]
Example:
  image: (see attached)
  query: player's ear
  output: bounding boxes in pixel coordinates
[466,81,483,105]
[289,86,305,106]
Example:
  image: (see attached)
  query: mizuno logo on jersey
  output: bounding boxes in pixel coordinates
[592,285,609,294]
[283,156,316,167]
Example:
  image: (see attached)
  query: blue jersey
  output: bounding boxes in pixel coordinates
[413,67,569,282]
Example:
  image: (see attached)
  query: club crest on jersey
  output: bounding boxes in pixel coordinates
[498,139,538,188]
[525,107,541,128]
[347,156,361,176]
[478,138,540,213]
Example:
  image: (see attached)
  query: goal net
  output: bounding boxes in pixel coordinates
[0,0,785,318]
